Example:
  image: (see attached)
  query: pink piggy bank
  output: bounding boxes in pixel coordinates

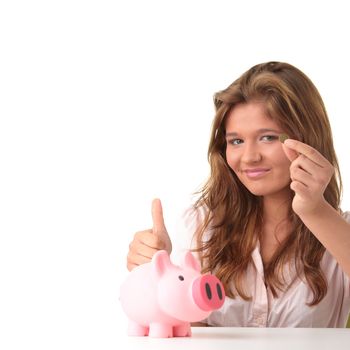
[119,250,225,338]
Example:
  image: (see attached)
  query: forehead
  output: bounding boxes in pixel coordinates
[225,102,279,131]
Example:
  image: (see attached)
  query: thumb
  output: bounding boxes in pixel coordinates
[152,198,167,236]
[151,198,172,254]
[282,142,299,162]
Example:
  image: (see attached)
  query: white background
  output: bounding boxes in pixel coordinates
[0,0,349,348]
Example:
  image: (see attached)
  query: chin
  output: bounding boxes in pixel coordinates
[241,183,266,195]
[247,189,269,196]
[242,183,279,197]
[245,184,291,198]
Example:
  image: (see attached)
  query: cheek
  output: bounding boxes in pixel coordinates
[273,150,291,176]
[225,148,239,171]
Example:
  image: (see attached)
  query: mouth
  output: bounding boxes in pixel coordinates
[244,168,271,179]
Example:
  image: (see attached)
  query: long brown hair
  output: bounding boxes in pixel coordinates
[194,62,342,305]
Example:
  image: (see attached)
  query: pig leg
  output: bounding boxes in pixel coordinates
[173,323,191,337]
[148,323,173,338]
[127,320,149,336]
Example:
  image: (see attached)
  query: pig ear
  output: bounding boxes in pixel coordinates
[182,251,201,272]
[152,250,172,278]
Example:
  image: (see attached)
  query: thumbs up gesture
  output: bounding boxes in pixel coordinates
[127,199,172,271]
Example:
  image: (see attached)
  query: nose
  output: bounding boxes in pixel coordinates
[241,142,262,163]
[192,274,225,311]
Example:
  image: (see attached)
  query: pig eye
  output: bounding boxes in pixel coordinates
[178,275,184,281]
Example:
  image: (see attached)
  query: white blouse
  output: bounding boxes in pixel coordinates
[171,207,350,327]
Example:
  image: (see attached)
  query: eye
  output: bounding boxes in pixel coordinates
[228,138,243,145]
[261,135,278,142]
[178,275,184,281]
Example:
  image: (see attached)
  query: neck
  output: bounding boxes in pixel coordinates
[262,188,292,226]
[259,189,293,262]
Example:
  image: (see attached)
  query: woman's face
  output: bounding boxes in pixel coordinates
[225,102,291,198]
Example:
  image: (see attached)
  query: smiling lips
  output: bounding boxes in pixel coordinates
[244,168,270,179]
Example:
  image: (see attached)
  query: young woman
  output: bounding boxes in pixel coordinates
[126,62,350,327]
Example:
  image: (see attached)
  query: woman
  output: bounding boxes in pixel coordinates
[126,62,350,327]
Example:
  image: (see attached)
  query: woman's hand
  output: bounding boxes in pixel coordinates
[282,139,335,217]
[126,199,172,271]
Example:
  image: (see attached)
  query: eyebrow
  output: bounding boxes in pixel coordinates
[225,128,281,138]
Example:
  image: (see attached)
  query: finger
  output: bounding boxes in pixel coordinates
[152,198,167,235]
[290,180,309,198]
[134,230,165,250]
[130,238,163,258]
[290,166,313,187]
[291,154,322,176]
[127,262,138,271]
[127,250,152,268]
[283,139,329,167]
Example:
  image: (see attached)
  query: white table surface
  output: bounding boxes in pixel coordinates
[122,327,350,350]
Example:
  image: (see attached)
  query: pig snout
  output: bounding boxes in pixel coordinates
[192,274,225,311]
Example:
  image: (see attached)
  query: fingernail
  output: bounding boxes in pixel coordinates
[279,133,289,143]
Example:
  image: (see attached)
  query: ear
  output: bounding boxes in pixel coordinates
[152,250,171,279]
[182,251,201,272]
